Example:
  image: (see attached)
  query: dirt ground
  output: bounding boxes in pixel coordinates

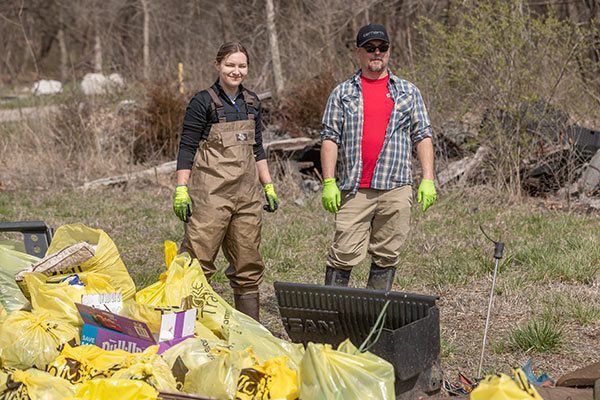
[212,279,600,398]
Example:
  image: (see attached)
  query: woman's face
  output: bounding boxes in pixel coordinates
[215,51,248,93]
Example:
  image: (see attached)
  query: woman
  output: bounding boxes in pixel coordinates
[173,41,279,322]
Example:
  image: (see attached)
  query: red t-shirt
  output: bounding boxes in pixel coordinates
[360,75,394,188]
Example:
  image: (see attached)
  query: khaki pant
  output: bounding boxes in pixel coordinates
[326,186,413,270]
[181,120,264,295]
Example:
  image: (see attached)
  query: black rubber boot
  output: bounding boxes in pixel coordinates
[234,293,260,322]
[324,266,351,287]
[366,264,396,291]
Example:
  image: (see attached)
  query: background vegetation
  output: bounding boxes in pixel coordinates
[1,0,599,386]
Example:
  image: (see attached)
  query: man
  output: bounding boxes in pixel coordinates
[320,23,437,291]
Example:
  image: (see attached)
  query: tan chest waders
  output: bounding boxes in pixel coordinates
[181,88,264,296]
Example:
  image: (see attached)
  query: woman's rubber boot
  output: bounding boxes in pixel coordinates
[234,293,260,322]
[366,264,396,291]
[324,266,351,287]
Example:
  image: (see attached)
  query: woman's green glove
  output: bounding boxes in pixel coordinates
[321,178,341,213]
[417,179,437,212]
[263,183,279,212]
[173,185,192,222]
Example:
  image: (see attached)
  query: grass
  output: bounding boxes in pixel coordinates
[1,135,599,380]
[0,90,70,110]
[0,83,86,110]
[508,319,564,353]
[543,293,600,326]
[0,184,598,297]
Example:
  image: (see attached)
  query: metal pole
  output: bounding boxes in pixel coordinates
[478,256,500,378]
[477,227,504,378]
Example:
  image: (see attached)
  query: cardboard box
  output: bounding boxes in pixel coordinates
[77,303,196,354]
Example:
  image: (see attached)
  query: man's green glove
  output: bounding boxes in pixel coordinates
[322,178,341,213]
[173,185,192,222]
[263,183,279,212]
[417,179,437,212]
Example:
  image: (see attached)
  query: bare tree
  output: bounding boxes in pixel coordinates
[266,0,284,95]
[93,13,103,73]
[140,0,150,80]
[57,5,68,81]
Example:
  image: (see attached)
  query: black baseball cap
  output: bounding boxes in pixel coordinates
[356,23,389,47]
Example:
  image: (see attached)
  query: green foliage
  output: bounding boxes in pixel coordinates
[413,0,580,113]
[508,319,563,353]
[406,0,591,196]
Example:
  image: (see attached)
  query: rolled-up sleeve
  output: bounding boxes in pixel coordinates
[321,86,343,144]
[410,87,433,145]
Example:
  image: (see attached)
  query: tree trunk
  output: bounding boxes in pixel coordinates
[58,7,68,82]
[94,20,102,73]
[141,0,150,80]
[265,0,284,95]
[58,27,68,81]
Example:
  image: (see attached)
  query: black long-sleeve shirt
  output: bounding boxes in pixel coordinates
[176,81,266,170]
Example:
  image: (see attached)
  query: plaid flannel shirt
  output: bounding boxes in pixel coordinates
[321,69,433,193]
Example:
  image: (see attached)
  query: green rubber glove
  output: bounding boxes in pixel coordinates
[417,179,437,212]
[173,185,192,222]
[322,178,341,213]
[263,183,279,212]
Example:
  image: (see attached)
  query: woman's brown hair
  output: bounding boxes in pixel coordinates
[215,41,250,65]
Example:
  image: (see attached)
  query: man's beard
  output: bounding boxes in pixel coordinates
[368,58,385,73]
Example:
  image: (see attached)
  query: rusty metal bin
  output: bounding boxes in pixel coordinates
[274,281,442,399]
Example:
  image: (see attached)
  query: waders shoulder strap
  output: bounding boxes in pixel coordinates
[207,87,227,123]
[242,90,258,120]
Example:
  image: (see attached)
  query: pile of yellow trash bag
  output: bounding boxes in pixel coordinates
[0,223,397,400]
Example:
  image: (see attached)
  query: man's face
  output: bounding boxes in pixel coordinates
[356,40,390,75]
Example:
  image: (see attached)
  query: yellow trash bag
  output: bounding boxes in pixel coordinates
[136,251,234,337]
[137,251,304,367]
[134,241,178,306]
[0,368,76,399]
[0,244,38,312]
[160,337,258,396]
[45,223,136,300]
[110,362,179,392]
[0,302,7,321]
[0,310,79,370]
[109,347,179,392]
[237,356,298,400]
[470,368,543,400]
[121,300,164,332]
[184,346,255,399]
[135,251,210,308]
[25,271,116,325]
[69,378,159,400]
[160,336,227,362]
[227,314,305,371]
[46,343,133,384]
[299,340,395,400]
[160,337,230,388]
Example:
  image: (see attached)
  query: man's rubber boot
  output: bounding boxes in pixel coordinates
[234,293,260,322]
[324,266,351,287]
[366,264,396,291]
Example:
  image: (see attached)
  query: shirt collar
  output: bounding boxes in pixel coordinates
[352,69,401,86]
[212,80,245,100]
